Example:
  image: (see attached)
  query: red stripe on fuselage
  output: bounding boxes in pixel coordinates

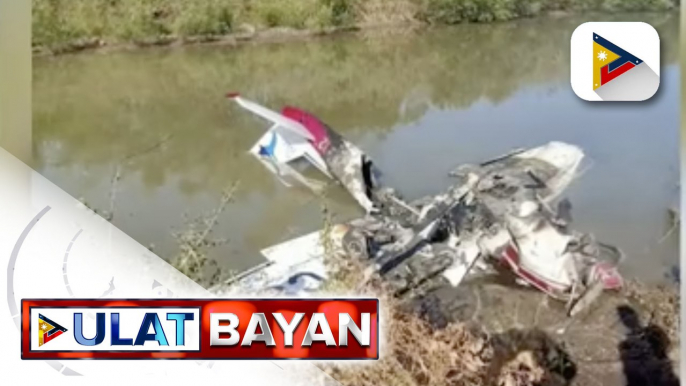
[500,244,564,296]
[600,61,635,86]
[281,107,331,154]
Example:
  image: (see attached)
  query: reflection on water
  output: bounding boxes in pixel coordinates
[33,14,679,281]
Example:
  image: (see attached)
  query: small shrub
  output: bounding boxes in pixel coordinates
[251,0,325,29]
[32,0,680,50]
[321,0,357,26]
[171,183,238,288]
[174,1,234,36]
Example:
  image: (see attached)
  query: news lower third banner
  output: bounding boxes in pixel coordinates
[22,298,379,360]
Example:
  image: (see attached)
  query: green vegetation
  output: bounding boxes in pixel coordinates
[33,0,678,53]
[417,0,676,23]
[32,13,678,266]
[170,182,238,287]
[32,13,678,197]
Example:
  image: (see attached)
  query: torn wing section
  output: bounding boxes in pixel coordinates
[281,106,381,213]
[229,93,331,191]
[231,93,381,213]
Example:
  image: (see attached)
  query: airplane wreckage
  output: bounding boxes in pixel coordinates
[222,94,625,317]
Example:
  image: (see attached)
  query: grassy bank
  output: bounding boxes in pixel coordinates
[33,13,678,203]
[34,0,678,53]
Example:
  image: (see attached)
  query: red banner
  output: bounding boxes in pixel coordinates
[22,298,379,360]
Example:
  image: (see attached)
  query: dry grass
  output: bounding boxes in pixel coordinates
[170,182,239,287]
[354,0,420,26]
[623,279,680,349]
[33,0,678,52]
[326,312,493,386]
[318,260,571,386]
[315,203,563,386]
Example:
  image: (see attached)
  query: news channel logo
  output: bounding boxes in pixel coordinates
[571,22,660,101]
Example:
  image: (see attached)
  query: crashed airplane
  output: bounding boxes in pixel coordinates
[224,94,624,317]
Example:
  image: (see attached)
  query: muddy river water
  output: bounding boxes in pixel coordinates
[33,13,679,284]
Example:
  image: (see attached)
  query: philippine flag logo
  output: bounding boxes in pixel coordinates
[571,22,660,101]
[37,314,67,347]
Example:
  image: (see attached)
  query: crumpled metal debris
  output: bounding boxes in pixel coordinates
[230,97,624,316]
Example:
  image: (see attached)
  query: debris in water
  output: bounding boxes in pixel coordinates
[227,96,626,317]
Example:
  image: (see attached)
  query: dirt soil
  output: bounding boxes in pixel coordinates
[404,277,680,386]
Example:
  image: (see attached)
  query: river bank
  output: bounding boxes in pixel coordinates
[34,0,678,55]
[321,278,681,385]
[34,12,679,278]
[34,4,680,383]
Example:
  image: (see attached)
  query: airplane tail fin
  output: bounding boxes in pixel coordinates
[227,93,315,141]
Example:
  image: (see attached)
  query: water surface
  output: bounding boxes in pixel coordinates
[33,13,680,283]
